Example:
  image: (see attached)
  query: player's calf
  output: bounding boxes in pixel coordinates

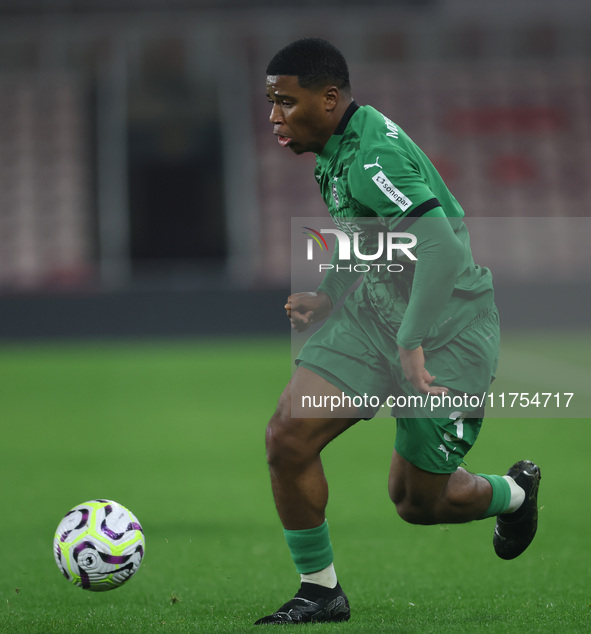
[389,454,493,525]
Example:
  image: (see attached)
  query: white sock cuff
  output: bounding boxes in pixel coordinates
[300,562,337,589]
[503,475,526,513]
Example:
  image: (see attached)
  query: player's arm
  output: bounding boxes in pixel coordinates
[396,208,464,349]
[349,150,463,393]
[349,149,464,343]
[396,209,464,394]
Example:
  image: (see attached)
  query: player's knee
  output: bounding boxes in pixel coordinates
[389,483,437,525]
[265,406,312,470]
[394,497,437,525]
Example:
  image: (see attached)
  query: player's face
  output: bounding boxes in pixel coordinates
[266,75,334,155]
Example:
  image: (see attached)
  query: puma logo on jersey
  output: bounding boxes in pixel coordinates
[363,157,382,170]
[438,444,450,461]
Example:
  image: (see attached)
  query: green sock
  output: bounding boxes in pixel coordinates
[284,520,334,575]
[478,474,512,518]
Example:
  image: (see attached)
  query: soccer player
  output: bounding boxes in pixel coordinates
[255,38,541,625]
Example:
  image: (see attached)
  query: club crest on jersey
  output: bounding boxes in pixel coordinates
[332,177,340,208]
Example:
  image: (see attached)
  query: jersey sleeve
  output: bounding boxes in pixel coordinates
[348,147,440,220]
[396,210,465,349]
[350,148,465,349]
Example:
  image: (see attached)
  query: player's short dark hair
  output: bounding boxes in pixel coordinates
[266,38,350,92]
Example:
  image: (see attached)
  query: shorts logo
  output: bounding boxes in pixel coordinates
[372,171,412,211]
[438,444,451,461]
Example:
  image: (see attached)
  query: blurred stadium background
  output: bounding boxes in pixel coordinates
[0,0,589,339]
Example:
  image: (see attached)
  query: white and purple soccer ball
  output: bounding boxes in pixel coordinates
[53,499,145,591]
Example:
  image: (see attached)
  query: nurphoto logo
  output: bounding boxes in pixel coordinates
[302,226,417,274]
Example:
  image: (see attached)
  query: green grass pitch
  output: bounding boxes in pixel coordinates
[0,333,589,633]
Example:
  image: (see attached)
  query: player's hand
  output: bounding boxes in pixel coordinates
[398,345,449,396]
[285,292,333,332]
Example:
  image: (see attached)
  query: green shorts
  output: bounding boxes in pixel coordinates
[296,298,500,474]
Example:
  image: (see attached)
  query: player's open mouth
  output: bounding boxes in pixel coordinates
[276,135,292,148]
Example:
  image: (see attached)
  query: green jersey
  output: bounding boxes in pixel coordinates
[315,102,494,350]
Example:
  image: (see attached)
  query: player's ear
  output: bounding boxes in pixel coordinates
[323,86,340,112]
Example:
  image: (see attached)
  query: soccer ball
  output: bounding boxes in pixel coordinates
[53,499,145,591]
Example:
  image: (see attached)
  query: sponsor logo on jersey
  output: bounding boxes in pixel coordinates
[372,171,412,211]
[383,116,399,139]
